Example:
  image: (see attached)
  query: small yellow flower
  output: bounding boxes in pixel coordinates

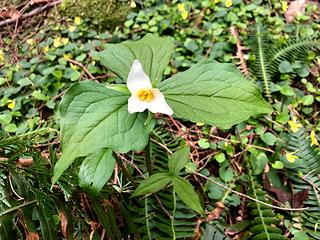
[53,37,61,48]
[225,0,233,7]
[286,152,298,163]
[196,122,205,127]
[288,116,302,133]
[7,100,15,110]
[130,1,136,8]
[310,131,319,146]
[0,50,4,62]
[63,54,72,60]
[177,3,188,20]
[214,0,219,3]
[177,3,185,12]
[26,38,35,45]
[70,63,78,71]
[43,45,49,53]
[61,38,69,45]
[281,1,288,12]
[69,26,76,32]
[74,17,81,25]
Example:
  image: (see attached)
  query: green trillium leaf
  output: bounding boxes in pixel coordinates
[96,33,174,82]
[158,59,272,129]
[52,81,154,184]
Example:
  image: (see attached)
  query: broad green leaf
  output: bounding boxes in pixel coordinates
[198,138,210,149]
[132,173,172,197]
[158,60,272,129]
[214,152,226,163]
[272,161,284,169]
[52,81,154,184]
[96,34,174,82]
[168,146,190,174]
[260,132,276,146]
[172,176,203,214]
[278,60,293,73]
[78,148,115,194]
[251,152,268,175]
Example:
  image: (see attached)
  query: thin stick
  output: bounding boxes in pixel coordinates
[66,58,97,81]
[0,0,62,27]
[187,167,308,211]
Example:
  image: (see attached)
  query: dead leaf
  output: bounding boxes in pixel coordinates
[26,232,39,240]
[17,157,33,167]
[0,7,21,20]
[206,201,225,221]
[285,0,306,23]
[262,173,309,208]
[59,211,68,239]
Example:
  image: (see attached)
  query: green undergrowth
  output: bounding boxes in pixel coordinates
[0,0,320,239]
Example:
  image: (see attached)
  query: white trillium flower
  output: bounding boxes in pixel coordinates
[127,59,173,115]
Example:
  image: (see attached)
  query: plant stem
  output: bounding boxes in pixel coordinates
[0,199,37,216]
[145,139,153,175]
[114,153,137,187]
[171,188,176,240]
[145,197,152,240]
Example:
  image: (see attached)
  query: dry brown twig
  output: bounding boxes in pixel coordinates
[230,26,250,77]
[0,0,61,27]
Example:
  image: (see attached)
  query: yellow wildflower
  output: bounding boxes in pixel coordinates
[286,152,298,163]
[69,26,76,32]
[177,3,185,12]
[70,63,78,71]
[43,46,49,53]
[53,37,61,48]
[63,54,72,60]
[61,38,69,45]
[26,38,35,45]
[281,1,288,12]
[0,50,4,62]
[74,17,81,25]
[214,0,219,3]
[177,3,188,20]
[7,100,15,110]
[288,116,302,133]
[130,1,136,8]
[310,131,319,146]
[225,0,233,7]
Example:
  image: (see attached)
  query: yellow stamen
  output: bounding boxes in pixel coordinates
[137,89,153,102]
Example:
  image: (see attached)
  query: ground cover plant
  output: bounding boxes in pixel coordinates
[0,0,320,239]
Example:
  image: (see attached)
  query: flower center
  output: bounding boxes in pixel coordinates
[137,88,153,102]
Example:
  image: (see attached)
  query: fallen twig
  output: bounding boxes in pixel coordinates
[230,26,250,77]
[0,0,61,28]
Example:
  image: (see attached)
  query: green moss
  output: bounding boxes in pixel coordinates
[60,0,130,31]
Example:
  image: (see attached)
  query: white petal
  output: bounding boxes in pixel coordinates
[127,60,152,93]
[128,94,149,114]
[148,89,173,115]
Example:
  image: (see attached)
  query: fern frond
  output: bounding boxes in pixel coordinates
[247,168,287,240]
[284,129,320,239]
[250,24,273,102]
[268,36,320,75]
